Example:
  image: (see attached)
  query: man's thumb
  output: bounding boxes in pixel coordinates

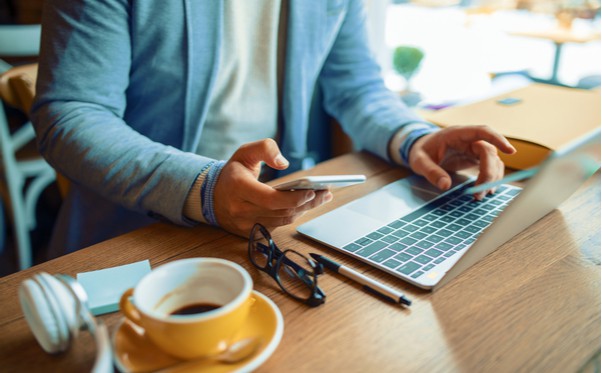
[231,138,289,170]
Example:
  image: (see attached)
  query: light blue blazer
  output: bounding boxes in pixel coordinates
[32,0,424,257]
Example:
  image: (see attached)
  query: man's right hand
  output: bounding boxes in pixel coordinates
[213,139,333,237]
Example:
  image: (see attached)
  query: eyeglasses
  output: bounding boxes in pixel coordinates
[248,223,325,307]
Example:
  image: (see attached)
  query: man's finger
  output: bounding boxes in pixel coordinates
[473,142,503,200]
[231,138,289,171]
[412,151,452,190]
[448,125,516,155]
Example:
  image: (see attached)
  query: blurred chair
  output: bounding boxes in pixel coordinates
[0,24,41,72]
[0,63,55,270]
[0,23,56,270]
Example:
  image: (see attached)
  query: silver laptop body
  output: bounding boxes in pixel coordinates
[297,128,601,290]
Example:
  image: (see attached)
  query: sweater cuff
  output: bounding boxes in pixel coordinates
[201,160,227,226]
[183,163,216,224]
[389,123,439,167]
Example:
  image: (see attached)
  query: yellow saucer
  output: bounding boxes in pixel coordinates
[112,290,284,373]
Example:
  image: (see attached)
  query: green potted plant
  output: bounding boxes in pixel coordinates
[392,45,425,106]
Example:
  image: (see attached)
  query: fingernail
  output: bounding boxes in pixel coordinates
[324,192,333,203]
[304,191,316,203]
[437,177,448,190]
[275,154,289,167]
[474,192,486,201]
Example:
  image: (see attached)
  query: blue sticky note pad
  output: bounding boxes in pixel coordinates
[77,260,151,316]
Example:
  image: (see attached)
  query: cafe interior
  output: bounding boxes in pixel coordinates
[0,0,600,371]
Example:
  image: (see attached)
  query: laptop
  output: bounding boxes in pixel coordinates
[297,127,601,290]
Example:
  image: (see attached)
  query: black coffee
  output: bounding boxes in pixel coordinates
[170,303,221,316]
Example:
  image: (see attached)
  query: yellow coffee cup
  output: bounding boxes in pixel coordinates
[119,258,254,359]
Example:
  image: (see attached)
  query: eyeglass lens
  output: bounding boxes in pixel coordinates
[249,232,271,269]
[277,250,316,300]
[249,224,323,304]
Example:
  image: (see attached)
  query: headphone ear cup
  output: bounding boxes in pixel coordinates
[39,273,79,337]
[18,273,76,354]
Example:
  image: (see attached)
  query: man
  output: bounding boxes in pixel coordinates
[32,0,515,258]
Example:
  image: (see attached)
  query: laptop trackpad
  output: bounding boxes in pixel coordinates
[347,175,440,224]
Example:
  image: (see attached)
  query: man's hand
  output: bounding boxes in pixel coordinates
[213,139,333,237]
[409,125,516,200]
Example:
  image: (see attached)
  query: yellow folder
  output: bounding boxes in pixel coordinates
[423,83,601,170]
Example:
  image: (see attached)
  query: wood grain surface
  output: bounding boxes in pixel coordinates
[0,152,599,372]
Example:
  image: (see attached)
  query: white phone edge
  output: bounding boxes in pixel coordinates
[273,174,366,191]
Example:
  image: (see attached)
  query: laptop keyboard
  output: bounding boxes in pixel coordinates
[340,182,521,280]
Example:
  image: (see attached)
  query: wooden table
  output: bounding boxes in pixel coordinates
[1,152,600,372]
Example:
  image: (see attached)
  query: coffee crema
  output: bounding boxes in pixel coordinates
[170,303,222,316]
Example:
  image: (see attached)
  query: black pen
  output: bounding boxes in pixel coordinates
[309,253,411,306]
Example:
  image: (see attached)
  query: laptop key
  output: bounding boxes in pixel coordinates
[393,252,413,262]
[420,226,437,234]
[445,236,463,245]
[387,220,405,229]
[410,231,428,240]
[447,223,463,231]
[424,248,444,258]
[377,226,394,234]
[435,242,454,251]
[413,219,430,227]
[397,261,421,275]
[431,221,447,229]
[405,247,423,256]
[402,224,420,233]
[416,240,434,249]
[411,271,424,279]
[473,220,490,228]
[392,229,410,238]
[343,243,362,252]
[381,235,399,244]
[448,211,464,218]
[425,234,445,243]
[414,255,431,264]
[367,232,384,240]
[423,264,435,271]
[463,225,481,234]
[354,237,372,246]
[400,237,418,246]
[383,259,402,269]
[422,213,439,221]
[433,257,446,264]
[355,240,387,257]
[389,243,407,252]
[457,206,472,213]
[369,249,397,263]
[454,231,471,239]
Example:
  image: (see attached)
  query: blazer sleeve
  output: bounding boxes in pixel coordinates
[318,0,431,162]
[31,0,211,225]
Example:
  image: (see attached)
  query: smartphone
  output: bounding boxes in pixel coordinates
[273,174,366,191]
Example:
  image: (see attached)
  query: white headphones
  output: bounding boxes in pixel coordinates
[19,272,112,373]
